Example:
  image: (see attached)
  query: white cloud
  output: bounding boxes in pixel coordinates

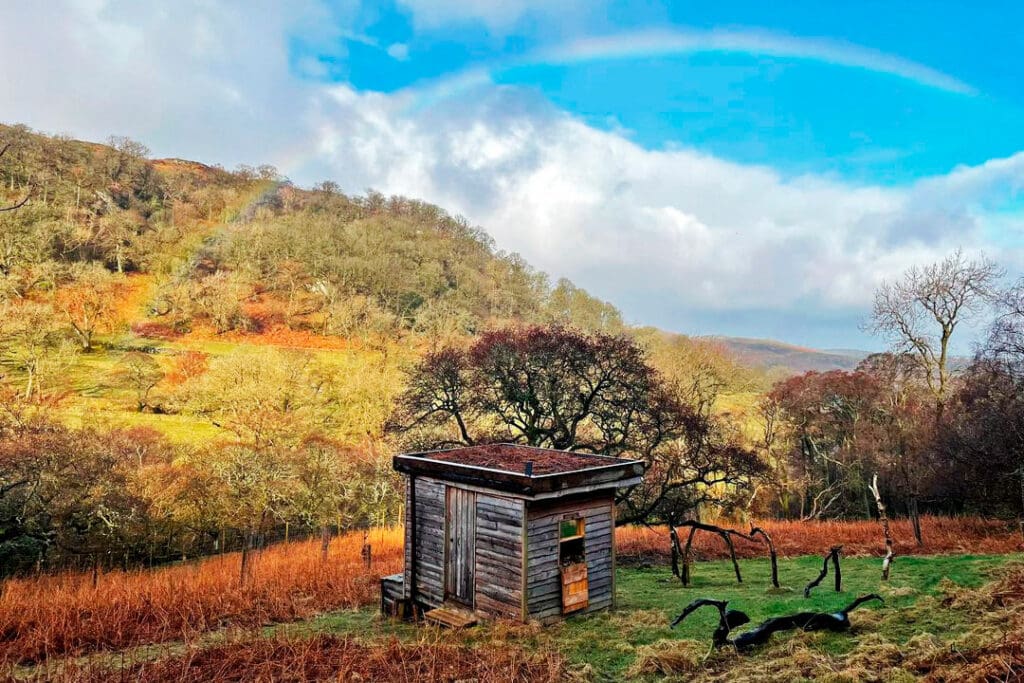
[0,1,1020,346]
[0,0,331,168]
[386,43,410,61]
[307,85,1020,320]
[395,0,595,31]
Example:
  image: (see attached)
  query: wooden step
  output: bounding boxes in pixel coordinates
[424,605,479,628]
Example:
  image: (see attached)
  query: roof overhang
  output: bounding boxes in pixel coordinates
[393,451,645,499]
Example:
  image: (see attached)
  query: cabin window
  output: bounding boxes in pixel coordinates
[559,517,586,565]
[560,518,584,541]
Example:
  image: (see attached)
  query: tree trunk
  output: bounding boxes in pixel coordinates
[681,525,698,586]
[72,326,93,352]
[868,474,895,581]
[320,524,331,563]
[240,529,255,585]
[750,527,779,589]
[1018,465,1024,540]
[669,525,681,578]
[909,496,923,546]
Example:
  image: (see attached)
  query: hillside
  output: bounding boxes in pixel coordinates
[1,121,879,459]
[710,336,869,373]
[0,122,624,342]
[0,123,769,446]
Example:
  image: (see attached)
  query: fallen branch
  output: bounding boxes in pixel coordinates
[671,594,883,650]
[669,598,749,646]
[803,545,843,597]
[868,473,895,581]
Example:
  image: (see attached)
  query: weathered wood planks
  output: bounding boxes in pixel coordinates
[525,493,616,623]
[413,477,446,606]
[473,493,523,618]
[445,487,476,606]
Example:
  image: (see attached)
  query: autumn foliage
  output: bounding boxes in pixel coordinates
[616,516,1024,562]
[0,528,402,665]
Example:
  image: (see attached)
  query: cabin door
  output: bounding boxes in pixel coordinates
[445,487,476,606]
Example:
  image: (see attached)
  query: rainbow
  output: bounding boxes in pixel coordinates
[405,27,976,108]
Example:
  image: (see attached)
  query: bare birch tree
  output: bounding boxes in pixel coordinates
[868,250,1003,413]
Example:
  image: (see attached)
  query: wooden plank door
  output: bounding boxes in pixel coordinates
[445,487,476,606]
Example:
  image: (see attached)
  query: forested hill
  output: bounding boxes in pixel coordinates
[711,337,868,373]
[0,123,623,342]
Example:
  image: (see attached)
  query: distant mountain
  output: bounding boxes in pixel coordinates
[708,336,871,374]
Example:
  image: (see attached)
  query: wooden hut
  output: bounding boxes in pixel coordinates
[381,444,644,626]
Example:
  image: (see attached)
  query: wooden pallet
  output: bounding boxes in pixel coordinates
[424,605,479,628]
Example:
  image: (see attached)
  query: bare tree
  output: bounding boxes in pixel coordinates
[986,278,1024,369]
[868,250,1003,413]
[0,143,33,212]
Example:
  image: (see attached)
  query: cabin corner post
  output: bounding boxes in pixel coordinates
[521,499,529,622]
[610,496,617,609]
[408,474,417,603]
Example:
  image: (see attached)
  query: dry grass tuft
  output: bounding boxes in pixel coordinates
[909,563,1024,682]
[57,633,567,683]
[0,528,403,666]
[628,638,706,677]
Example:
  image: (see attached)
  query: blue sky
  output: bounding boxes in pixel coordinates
[298,0,1024,183]
[2,1,1023,350]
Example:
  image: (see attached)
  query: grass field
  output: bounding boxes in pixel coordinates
[32,554,1024,681]
[5,524,1022,681]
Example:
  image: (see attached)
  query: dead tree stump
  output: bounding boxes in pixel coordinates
[670,521,774,587]
[749,527,780,589]
[868,474,895,581]
[804,545,843,597]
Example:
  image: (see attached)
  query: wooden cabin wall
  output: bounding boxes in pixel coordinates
[402,479,412,596]
[473,493,523,619]
[525,493,615,623]
[406,477,525,617]
[403,473,618,623]
[410,476,446,607]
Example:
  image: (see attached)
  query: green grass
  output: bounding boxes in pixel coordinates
[17,554,1017,681]
[296,554,1013,681]
[544,554,1007,677]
